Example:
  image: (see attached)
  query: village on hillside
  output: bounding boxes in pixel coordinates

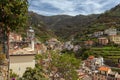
[84,28,120,46]
[1,0,120,80]
[1,26,120,80]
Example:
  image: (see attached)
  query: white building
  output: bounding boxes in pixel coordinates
[85,56,104,71]
[73,45,81,52]
[27,27,35,51]
[63,41,74,50]
[93,31,104,37]
[104,28,117,36]
[10,27,36,77]
[94,57,104,67]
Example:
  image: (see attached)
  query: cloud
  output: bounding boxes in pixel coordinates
[28,0,120,16]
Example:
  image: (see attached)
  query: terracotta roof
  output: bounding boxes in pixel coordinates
[88,56,94,60]
[9,47,36,55]
[98,66,110,72]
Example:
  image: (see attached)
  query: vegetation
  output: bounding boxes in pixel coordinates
[22,51,80,80]
[0,0,28,32]
[22,67,47,80]
[0,0,28,56]
[28,12,57,42]
[0,0,28,80]
[28,4,120,41]
[9,4,120,42]
[80,46,120,67]
[112,68,120,74]
[10,69,19,79]
[0,54,6,65]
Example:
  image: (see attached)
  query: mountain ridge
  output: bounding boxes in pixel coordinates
[28,4,120,41]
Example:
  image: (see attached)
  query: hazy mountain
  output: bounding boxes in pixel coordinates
[29,12,99,40]
[28,4,120,41]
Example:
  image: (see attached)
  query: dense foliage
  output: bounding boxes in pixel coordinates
[10,69,19,79]
[0,0,28,56]
[22,67,47,80]
[0,54,5,65]
[0,0,28,31]
[22,51,80,80]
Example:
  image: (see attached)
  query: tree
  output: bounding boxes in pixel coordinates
[0,54,5,65]
[22,67,48,80]
[35,51,80,80]
[0,0,28,79]
[0,0,28,56]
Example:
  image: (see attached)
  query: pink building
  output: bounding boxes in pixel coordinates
[98,37,109,45]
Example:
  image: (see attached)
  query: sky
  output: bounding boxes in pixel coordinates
[28,0,120,16]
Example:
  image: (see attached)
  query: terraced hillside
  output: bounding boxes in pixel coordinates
[85,47,120,67]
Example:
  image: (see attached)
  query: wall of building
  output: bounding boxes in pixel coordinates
[10,55,35,77]
[110,36,120,44]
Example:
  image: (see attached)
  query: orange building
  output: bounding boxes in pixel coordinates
[93,66,120,80]
[84,40,94,46]
[93,66,111,80]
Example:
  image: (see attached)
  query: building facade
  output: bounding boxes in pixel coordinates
[110,35,120,44]
[10,54,35,77]
[9,32,22,42]
[93,66,120,80]
[104,28,117,36]
[98,37,109,45]
[93,31,104,37]
[84,40,94,46]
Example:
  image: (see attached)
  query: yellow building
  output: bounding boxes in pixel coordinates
[110,35,120,44]
[10,54,35,77]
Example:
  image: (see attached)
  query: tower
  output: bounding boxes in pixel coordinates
[27,27,35,51]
